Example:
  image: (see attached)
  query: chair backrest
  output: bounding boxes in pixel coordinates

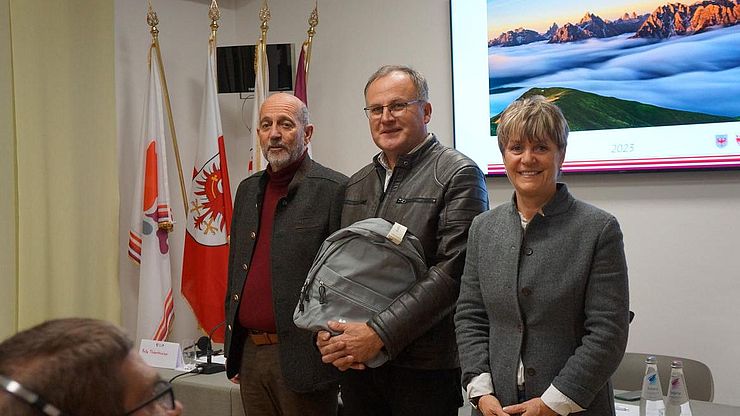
[611,352,714,402]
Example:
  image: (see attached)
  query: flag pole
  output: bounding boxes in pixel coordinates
[147,2,188,216]
[256,0,270,78]
[303,1,318,79]
[258,1,271,48]
[254,1,271,171]
[209,0,220,45]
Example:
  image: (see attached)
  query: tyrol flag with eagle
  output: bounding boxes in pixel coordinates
[181,35,233,342]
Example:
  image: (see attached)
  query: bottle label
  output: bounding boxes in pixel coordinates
[643,370,664,401]
[669,378,682,398]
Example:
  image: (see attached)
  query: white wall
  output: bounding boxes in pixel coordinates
[116,0,740,405]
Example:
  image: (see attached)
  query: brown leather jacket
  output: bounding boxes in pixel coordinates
[342,135,489,369]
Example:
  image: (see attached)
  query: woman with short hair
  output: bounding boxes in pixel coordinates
[455,95,630,416]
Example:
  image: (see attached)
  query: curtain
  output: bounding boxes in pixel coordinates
[1,0,120,337]
[0,0,17,340]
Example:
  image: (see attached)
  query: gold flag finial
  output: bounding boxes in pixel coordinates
[307,1,318,41]
[259,0,271,40]
[303,1,319,76]
[147,1,159,39]
[209,0,220,40]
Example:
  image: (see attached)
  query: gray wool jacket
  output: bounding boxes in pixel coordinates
[224,156,347,393]
[455,183,629,415]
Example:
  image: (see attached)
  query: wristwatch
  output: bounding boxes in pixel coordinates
[470,395,482,410]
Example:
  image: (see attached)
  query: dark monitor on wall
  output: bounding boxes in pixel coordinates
[216,44,294,93]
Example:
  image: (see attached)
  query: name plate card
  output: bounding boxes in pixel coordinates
[139,339,183,370]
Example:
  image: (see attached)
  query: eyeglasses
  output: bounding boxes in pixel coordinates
[123,380,176,415]
[363,99,422,119]
[0,374,69,416]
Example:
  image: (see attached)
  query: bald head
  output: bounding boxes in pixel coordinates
[257,93,313,171]
[261,93,310,127]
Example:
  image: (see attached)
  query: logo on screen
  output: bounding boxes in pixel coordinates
[716,135,728,148]
[736,135,740,146]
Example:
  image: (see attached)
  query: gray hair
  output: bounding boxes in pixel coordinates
[496,95,569,154]
[297,102,310,127]
[364,65,429,102]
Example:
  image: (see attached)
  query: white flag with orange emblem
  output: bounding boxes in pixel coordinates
[128,45,174,342]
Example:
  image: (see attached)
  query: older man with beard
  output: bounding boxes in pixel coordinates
[224,93,347,415]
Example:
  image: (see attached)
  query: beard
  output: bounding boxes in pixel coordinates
[262,138,305,171]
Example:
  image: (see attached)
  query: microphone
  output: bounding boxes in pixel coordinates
[195,336,210,358]
[196,321,226,375]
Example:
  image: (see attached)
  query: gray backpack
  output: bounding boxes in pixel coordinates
[293,218,427,368]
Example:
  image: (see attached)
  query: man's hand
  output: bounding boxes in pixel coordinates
[502,398,558,416]
[316,329,361,371]
[315,321,384,371]
[477,395,511,416]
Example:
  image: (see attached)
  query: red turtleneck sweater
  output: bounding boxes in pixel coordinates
[238,152,306,332]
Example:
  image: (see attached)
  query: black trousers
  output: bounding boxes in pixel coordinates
[340,364,462,416]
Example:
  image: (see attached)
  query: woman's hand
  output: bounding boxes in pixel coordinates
[502,398,558,415]
[477,394,512,416]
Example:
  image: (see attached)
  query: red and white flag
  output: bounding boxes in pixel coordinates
[248,41,269,175]
[294,43,308,106]
[128,46,174,342]
[181,39,233,342]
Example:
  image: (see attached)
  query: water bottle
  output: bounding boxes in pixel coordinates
[665,360,692,416]
[639,356,666,416]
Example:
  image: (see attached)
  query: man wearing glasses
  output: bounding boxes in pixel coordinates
[0,318,182,415]
[316,65,488,415]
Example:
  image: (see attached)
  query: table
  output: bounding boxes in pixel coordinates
[455,391,740,416]
[614,391,740,416]
[158,368,243,416]
[157,371,740,416]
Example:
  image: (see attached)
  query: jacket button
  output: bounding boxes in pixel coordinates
[525,248,533,256]
[526,368,536,376]
[250,231,256,239]
[517,324,523,333]
[521,287,532,296]
[242,263,248,271]
[232,293,239,302]
[281,200,288,207]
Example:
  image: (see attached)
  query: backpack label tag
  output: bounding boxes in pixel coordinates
[387,222,408,245]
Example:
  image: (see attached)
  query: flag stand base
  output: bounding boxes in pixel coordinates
[198,362,225,375]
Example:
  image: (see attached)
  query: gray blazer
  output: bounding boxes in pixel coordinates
[224,156,347,392]
[455,184,629,415]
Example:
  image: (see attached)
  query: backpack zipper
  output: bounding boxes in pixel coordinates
[319,280,382,313]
